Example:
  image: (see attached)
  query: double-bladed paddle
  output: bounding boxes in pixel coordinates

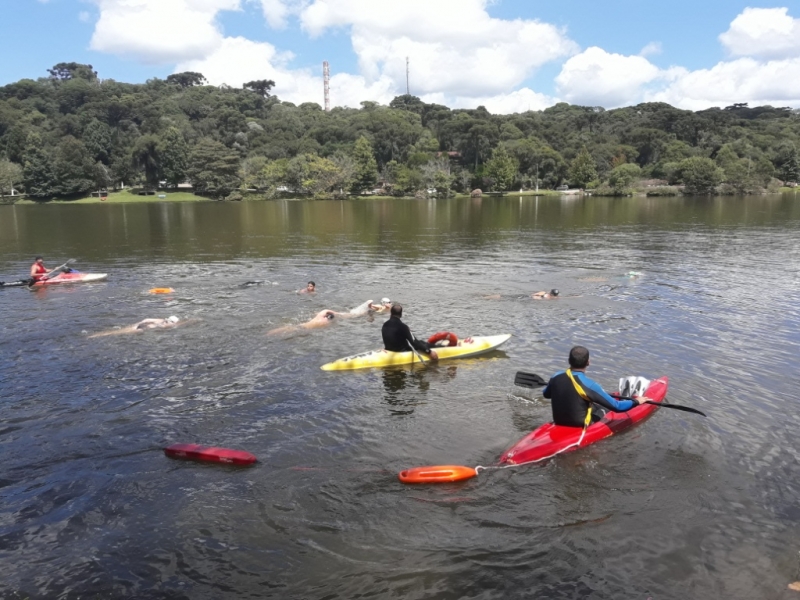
[513,371,706,417]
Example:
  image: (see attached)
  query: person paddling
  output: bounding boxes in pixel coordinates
[542,346,648,426]
[30,256,50,281]
[381,303,438,360]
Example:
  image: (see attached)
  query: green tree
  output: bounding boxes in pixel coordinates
[0,159,22,196]
[158,127,189,188]
[187,138,242,199]
[608,163,642,194]
[51,136,94,196]
[166,72,206,88]
[485,144,518,191]
[243,79,275,98]
[568,146,597,188]
[421,157,454,197]
[677,157,724,194]
[131,135,161,189]
[22,134,55,199]
[775,144,800,183]
[351,136,378,193]
[47,62,98,81]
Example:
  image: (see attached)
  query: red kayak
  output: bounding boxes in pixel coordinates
[164,443,257,466]
[499,376,668,466]
[34,272,107,285]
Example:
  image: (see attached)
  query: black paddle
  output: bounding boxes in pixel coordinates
[513,371,706,417]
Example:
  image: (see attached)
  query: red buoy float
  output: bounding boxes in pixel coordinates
[427,331,458,347]
[164,443,257,466]
[398,464,478,484]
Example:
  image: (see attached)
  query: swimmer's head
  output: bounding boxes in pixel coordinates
[325,311,334,320]
[550,289,559,297]
[381,297,391,305]
[167,316,179,324]
[307,281,316,291]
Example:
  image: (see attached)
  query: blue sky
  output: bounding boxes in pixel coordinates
[3,0,800,112]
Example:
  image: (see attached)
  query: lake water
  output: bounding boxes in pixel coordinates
[1,194,800,599]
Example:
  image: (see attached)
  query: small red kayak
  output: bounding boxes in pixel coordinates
[164,443,257,466]
[34,272,107,285]
[499,376,668,465]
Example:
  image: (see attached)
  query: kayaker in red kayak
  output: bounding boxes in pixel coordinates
[381,304,438,360]
[542,346,649,426]
[30,256,50,281]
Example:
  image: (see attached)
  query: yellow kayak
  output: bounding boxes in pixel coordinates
[321,334,512,371]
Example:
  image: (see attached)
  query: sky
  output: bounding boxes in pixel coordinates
[3,0,800,113]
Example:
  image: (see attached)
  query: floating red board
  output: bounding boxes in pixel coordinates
[398,464,478,484]
[164,443,257,466]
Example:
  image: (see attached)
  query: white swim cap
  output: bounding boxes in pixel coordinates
[167,316,179,324]
[381,297,391,304]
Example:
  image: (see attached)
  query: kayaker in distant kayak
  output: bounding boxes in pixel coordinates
[298,281,316,294]
[542,346,648,426]
[30,256,50,281]
[381,304,438,360]
[89,316,182,338]
[532,289,559,299]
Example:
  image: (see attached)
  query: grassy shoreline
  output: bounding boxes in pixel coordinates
[7,186,798,205]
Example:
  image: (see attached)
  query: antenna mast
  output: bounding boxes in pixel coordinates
[406,56,410,95]
[323,61,330,111]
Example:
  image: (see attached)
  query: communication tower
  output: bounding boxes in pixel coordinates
[323,61,330,112]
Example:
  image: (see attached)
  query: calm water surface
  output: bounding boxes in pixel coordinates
[1,195,800,599]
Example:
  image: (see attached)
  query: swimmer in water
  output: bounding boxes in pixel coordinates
[267,309,340,335]
[89,316,183,338]
[298,281,316,294]
[532,289,560,300]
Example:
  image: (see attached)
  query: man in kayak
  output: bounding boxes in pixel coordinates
[381,304,438,360]
[542,346,647,426]
[30,256,51,281]
[532,289,559,299]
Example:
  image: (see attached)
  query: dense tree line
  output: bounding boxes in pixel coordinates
[1,62,799,200]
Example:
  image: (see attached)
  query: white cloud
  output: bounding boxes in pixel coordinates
[649,57,800,111]
[450,88,556,114]
[640,42,662,57]
[555,47,663,107]
[252,0,308,28]
[89,0,241,64]
[175,36,395,107]
[79,11,91,22]
[720,7,800,60]
[296,0,577,97]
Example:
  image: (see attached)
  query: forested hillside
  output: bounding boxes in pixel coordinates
[1,62,799,200]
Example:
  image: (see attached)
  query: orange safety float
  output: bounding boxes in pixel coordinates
[427,331,458,347]
[398,464,478,484]
[149,287,175,294]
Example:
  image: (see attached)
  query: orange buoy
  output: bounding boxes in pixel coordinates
[398,464,478,484]
[149,287,175,294]
[427,331,458,347]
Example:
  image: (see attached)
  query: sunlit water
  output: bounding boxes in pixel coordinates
[1,194,800,599]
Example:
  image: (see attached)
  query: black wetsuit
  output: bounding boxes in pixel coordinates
[543,370,636,427]
[382,315,431,354]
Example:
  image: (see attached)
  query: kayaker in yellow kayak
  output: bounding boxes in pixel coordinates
[381,304,438,360]
[542,346,648,426]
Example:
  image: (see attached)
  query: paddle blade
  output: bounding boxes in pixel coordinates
[398,465,478,484]
[646,401,706,417]
[514,371,547,388]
